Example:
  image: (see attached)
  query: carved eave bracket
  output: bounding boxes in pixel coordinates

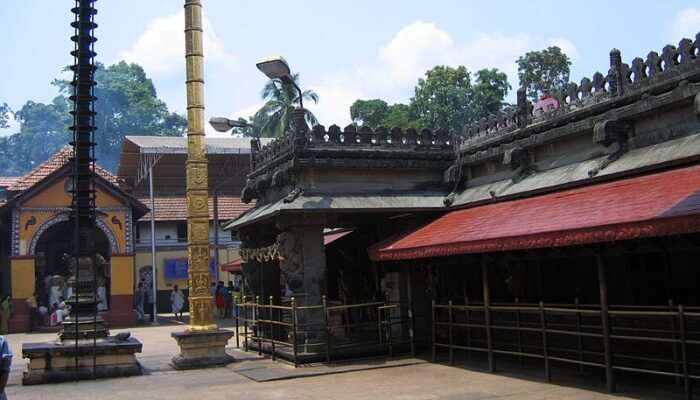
[503,146,536,183]
[588,119,632,177]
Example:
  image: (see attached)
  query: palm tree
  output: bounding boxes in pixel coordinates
[257,73,319,137]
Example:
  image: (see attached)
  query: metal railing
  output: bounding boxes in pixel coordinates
[432,298,699,399]
[234,296,413,367]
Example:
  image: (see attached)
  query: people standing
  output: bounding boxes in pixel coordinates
[210,282,217,318]
[0,335,13,400]
[133,282,145,323]
[224,281,234,318]
[215,281,225,319]
[0,296,11,335]
[146,281,155,322]
[170,284,184,321]
[25,293,39,332]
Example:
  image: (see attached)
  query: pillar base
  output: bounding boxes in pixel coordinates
[21,337,143,385]
[170,329,235,370]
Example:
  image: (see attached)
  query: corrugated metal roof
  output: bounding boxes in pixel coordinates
[124,136,275,154]
[370,164,700,261]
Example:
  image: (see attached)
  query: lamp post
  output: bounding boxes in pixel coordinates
[209,117,256,133]
[256,57,304,109]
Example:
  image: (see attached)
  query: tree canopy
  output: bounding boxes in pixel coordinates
[517,46,571,102]
[410,65,510,132]
[0,103,11,129]
[255,73,319,137]
[0,61,185,175]
[350,99,389,128]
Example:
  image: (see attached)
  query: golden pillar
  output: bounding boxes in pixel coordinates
[184,0,216,331]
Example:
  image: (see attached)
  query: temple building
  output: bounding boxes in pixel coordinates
[0,146,148,332]
[224,33,700,394]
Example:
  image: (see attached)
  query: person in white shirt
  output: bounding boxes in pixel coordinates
[170,284,184,321]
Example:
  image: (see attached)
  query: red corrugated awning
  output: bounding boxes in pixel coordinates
[221,258,243,273]
[370,165,700,261]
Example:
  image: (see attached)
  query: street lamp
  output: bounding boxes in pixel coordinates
[209,117,254,133]
[256,56,304,109]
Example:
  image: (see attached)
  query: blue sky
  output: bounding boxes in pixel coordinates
[1,1,699,137]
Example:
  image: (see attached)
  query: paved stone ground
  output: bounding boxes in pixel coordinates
[1,316,677,399]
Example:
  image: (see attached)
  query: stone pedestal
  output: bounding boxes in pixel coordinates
[22,337,142,385]
[171,330,235,370]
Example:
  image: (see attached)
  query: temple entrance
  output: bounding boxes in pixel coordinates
[33,220,111,327]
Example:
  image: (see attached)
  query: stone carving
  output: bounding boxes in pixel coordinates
[503,146,535,183]
[284,187,302,204]
[277,231,303,291]
[239,244,279,263]
[588,119,631,177]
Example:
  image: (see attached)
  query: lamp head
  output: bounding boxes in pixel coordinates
[209,117,234,132]
[256,56,291,80]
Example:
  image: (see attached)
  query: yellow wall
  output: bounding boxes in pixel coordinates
[23,178,122,208]
[134,247,240,291]
[11,258,35,299]
[18,212,53,255]
[111,255,134,296]
[103,212,127,254]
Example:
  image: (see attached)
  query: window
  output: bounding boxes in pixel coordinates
[230,231,239,242]
[176,222,187,242]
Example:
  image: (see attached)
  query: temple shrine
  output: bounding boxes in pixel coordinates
[225,32,700,396]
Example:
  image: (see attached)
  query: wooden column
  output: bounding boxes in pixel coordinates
[597,254,615,392]
[482,255,494,372]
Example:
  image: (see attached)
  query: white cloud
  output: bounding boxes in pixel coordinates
[673,8,700,40]
[547,37,580,61]
[380,21,455,84]
[307,76,367,127]
[0,116,19,138]
[118,11,236,78]
[304,22,579,125]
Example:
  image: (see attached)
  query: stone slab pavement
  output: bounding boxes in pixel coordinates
[1,318,670,400]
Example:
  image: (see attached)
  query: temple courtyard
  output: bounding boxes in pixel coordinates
[0,317,680,400]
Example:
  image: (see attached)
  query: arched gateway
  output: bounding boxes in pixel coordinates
[0,147,148,332]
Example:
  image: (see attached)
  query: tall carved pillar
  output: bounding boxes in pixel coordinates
[171,0,233,369]
[278,226,326,340]
[182,0,214,332]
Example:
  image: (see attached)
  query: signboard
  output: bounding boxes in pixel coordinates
[164,258,216,281]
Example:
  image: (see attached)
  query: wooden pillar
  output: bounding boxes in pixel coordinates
[597,254,615,392]
[482,255,494,372]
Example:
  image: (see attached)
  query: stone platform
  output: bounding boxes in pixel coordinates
[171,329,235,370]
[21,337,142,385]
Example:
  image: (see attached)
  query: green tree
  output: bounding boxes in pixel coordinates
[257,73,319,137]
[1,97,73,175]
[410,66,472,132]
[409,65,510,132]
[0,103,11,129]
[472,68,512,120]
[350,99,389,128]
[0,61,185,175]
[516,46,571,101]
[382,104,418,128]
[54,61,186,170]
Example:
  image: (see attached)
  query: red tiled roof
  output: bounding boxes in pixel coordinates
[7,146,119,192]
[370,165,700,261]
[0,177,18,188]
[138,195,253,221]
